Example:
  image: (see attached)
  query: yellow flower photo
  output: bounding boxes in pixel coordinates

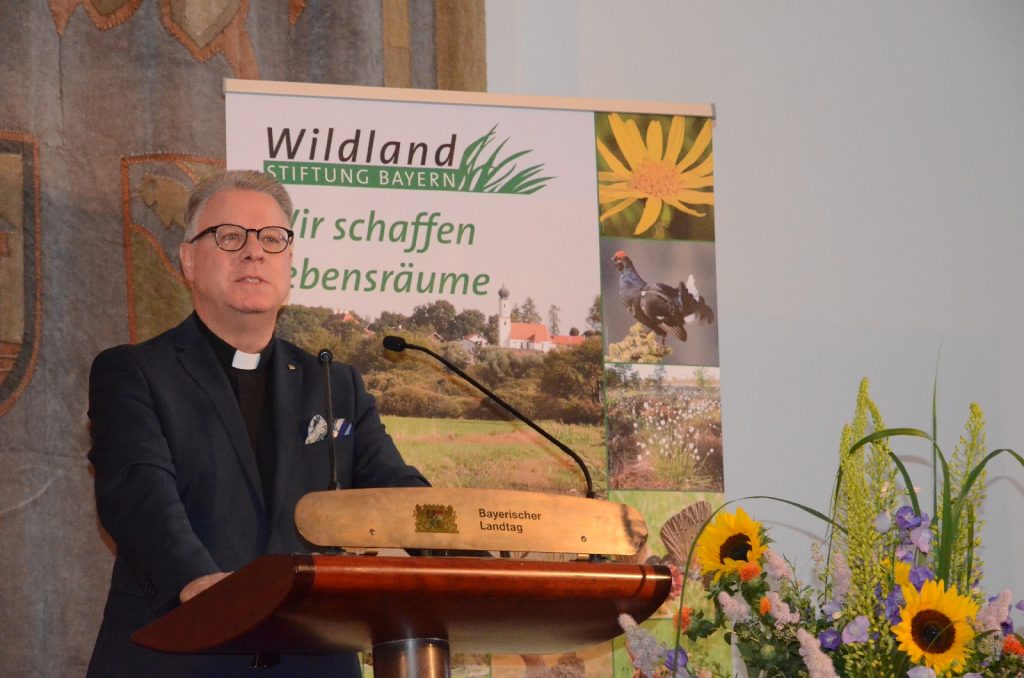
[596,112,714,241]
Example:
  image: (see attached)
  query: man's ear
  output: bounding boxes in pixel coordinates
[179,242,194,282]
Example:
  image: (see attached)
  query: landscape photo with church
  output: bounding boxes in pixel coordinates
[276,283,608,497]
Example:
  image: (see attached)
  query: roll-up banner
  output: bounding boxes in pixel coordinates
[226,79,724,675]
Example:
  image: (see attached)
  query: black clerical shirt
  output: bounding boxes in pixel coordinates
[195,315,277,513]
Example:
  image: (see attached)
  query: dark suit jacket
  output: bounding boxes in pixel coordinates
[86,314,427,677]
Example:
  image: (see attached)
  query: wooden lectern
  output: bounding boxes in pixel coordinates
[133,489,672,678]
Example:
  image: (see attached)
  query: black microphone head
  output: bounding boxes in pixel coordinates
[382,335,407,352]
[318,348,333,364]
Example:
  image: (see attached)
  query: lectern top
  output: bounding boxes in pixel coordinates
[133,554,672,656]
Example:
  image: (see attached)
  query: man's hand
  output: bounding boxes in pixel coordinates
[179,572,232,603]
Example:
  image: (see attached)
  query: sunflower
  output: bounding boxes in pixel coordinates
[596,113,714,236]
[695,507,766,581]
[892,580,979,674]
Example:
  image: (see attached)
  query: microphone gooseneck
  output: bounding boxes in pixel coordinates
[382,335,596,499]
[318,348,339,491]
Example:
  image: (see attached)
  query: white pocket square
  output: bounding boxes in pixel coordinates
[305,415,353,445]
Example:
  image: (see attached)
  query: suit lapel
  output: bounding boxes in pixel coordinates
[172,316,266,511]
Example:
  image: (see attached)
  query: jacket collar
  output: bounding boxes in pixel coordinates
[170,315,308,525]
[171,314,266,510]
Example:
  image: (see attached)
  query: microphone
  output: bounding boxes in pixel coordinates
[382,335,596,498]
[318,348,339,490]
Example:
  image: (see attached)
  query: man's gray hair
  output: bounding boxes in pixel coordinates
[184,170,293,240]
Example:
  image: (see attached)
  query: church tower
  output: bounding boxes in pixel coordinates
[498,284,511,348]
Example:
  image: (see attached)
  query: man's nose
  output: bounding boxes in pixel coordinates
[239,230,265,259]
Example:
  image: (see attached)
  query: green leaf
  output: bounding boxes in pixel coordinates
[931,357,940,519]
[847,427,930,516]
[886,450,923,518]
[944,447,1024,582]
[848,427,932,453]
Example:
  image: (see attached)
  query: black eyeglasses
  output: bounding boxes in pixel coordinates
[188,224,294,253]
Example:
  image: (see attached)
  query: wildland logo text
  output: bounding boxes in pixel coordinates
[264,125,552,194]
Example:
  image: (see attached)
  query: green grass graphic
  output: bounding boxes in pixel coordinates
[454,126,553,194]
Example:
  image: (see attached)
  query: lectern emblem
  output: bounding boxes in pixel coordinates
[414,504,458,533]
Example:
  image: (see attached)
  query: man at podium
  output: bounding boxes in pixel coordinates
[86,170,428,676]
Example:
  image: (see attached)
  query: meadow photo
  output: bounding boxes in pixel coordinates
[277,302,608,496]
[382,416,606,496]
[606,364,722,491]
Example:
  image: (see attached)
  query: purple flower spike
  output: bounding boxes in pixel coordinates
[842,615,870,644]
[907,667,937,678]
[1016,599,1024,611]
[895,506,922,530]
[909,565,934,590]
[895,544,916,563]
[909,525,932,553]
[885,588,906,625]
[818,628,841,650]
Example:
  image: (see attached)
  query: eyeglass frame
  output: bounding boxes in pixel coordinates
[187,223,295,253]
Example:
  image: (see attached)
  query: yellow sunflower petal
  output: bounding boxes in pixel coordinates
[645,119,664,162]
[596,139,631,178]
[676,118,713,172]
[633,197,662,235]
[599,197,638,222]
[682,152,714,179]
[621,118,649,170]
[663,197,705,218]
[599,183,644,202]
[674,188,715,206]
[599,177,638,190]
[892,560,912,588]
[678,173,715,190]
[664,116,684,164]
[608,114,646,171]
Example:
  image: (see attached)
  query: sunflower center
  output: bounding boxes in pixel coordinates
[629,160,682,198]
[719,534,752,563]
[910,610,955,654]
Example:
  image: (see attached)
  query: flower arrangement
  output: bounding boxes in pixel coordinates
[620,379,1023,677]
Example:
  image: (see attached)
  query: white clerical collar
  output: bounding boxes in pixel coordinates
[231,350,262,370]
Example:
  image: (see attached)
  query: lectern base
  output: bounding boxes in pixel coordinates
[373,638,451,678]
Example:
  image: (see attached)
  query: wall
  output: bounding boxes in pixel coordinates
[486,0,1024,594]
[0,3,485,675]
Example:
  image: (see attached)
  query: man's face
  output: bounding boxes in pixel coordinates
[179,189,292,325]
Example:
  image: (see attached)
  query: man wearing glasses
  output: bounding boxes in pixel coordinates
[86,170,427,676]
